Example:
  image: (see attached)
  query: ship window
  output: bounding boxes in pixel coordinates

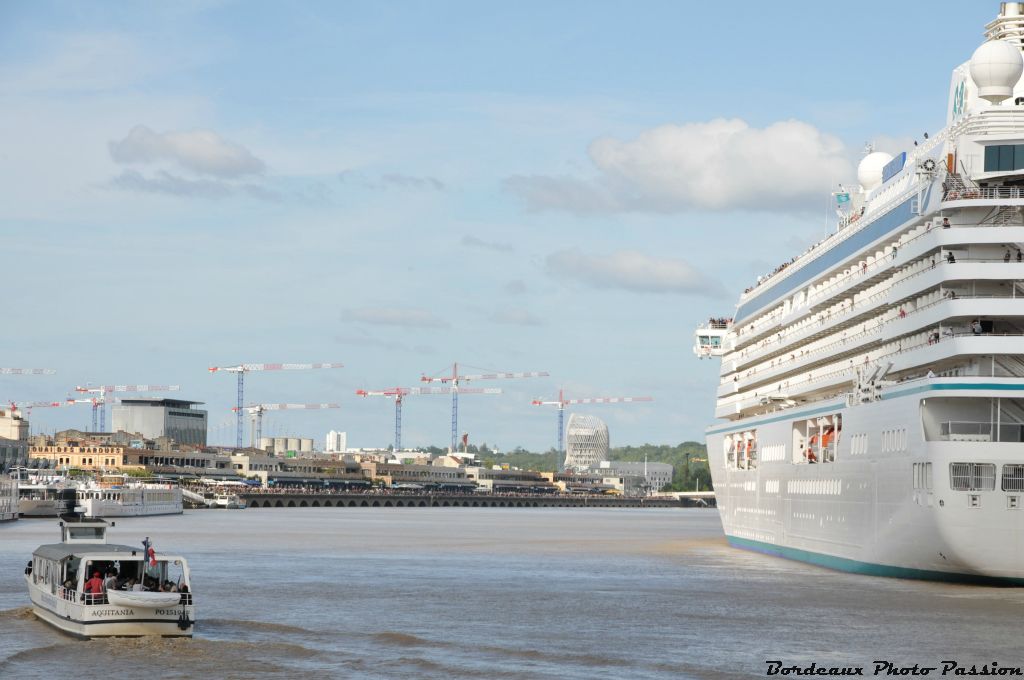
[1002,464,1024,492]
[922,397,1024,442]
[984,144,1024,172]
[950,462,996,491]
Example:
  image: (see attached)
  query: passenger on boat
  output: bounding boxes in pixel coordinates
[24,561,31,576]
[946,252,956,264]
[942,217,951,228]
[84,571,104,604]
[103,570,118,592]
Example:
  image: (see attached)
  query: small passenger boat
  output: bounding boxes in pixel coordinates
[25,514,195,637]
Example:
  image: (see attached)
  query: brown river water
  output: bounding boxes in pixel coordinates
[1,508,1023,679]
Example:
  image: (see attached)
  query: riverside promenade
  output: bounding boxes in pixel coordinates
[239,491,703,509]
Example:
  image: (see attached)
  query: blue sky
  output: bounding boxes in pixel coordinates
[0,1,998,450]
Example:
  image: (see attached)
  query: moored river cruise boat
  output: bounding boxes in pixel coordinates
[76,475,184,518]
[26,515,194,637]
[695,3,1024,583]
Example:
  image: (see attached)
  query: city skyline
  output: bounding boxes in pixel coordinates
[0,1,993,450]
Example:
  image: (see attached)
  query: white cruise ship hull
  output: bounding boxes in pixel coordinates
[708,382,1024,583]
[697,4,1024,584]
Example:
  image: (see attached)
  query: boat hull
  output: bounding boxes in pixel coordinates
[707,386,1024,583]
[27,578,194,638]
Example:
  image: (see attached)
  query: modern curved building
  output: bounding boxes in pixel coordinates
[564,413,609,471]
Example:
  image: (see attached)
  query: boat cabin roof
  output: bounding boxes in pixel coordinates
[32,542,148,561]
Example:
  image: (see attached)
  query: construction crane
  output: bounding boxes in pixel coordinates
[74,384,180,432]
[66,397,105,432]
[0,368,56,375]
[420,363,548,451]
[8,400,66,417]
[531,390,653,471]
[356,386,501,452]
[209,363,344,448]
[232,403,341,449]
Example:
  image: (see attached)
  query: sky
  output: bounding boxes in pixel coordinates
[0,1,998,451]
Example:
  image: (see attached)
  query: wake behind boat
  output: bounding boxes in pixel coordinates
[25,514,194,637]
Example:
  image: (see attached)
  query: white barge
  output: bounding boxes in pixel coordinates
[26,515,194,637]
[77,476,184,518]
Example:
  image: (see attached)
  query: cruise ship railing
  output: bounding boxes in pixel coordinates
[944,186,1024,201]
[720,331,1024,412]
[940,421,1024,442]
[727,263,1024,386]
[735,218,1024,351]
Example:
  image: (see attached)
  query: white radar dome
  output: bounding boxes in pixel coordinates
[969,39,1024,103]
[857,151,894,191]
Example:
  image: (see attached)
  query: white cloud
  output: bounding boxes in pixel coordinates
[350,307,450,329]
[338,170,444,191]
[491,308,544,326]
[506,118,852,213]
[109,125,265,178]
[107,169,279,201]
[546,249,725,297]
[461,235,514,253]
[503,279,528,295]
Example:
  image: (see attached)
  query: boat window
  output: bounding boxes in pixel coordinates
[950,462,996,491]
[724,431,757,470]
[922,397,1024,442]
[792,413,841,464]
[983,144,1024,172]
[1003,464,1024,492]
[68,527,103,540]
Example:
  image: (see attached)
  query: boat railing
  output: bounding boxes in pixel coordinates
[730,261,1024,379]
[944,185,1024,202]
[721,330,1024,412]
[940,421,1024,442]
[735,216,1024,350]
[73,589,193,605]
[737,176,929,309]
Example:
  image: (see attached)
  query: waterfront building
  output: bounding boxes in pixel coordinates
[564,413,609,471]
[111,398,208,446]
[29,441,132,471]
[593,460,674,495]
[0,408,29,472]
[325,430,347,453]
[232,453,366,488]
[259,437,314,456]
[362,461,476,490]
[466,466,558,493]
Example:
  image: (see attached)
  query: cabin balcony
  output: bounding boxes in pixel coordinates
[722,291,1024,396]
[730,223,1024,353]
[715,335,1024,419]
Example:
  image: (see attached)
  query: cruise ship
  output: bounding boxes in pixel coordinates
[694,3,1024,583]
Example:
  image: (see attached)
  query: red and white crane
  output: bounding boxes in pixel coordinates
[420,362,548,451]
[531,390,653,471]
[66,396,106,432]
[74,384,181,433]
[356,386,501,452]
[7,400,67,419]
[232,402,341,448]
[209,363,344,448]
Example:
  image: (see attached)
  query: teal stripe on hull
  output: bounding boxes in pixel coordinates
[727,536,1024,586]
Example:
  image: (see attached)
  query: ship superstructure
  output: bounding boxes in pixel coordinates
[695,3,1024,582]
